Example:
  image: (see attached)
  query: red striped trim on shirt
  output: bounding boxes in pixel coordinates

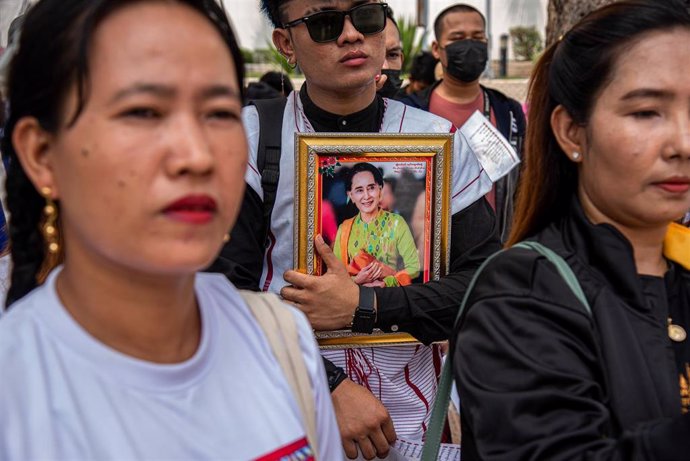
[398,103,407,132]
[254,437,314,461]
[403,353,430,435]
[262,230,277,292]
[452,168,484,200]
[324,345,438,438]
[293,91,301,130]
[247,162,260,179]
[432,344,442,380]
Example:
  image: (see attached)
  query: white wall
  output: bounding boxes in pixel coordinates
[224,0,548,59]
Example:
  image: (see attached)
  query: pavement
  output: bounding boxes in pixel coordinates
[480,78,530,103]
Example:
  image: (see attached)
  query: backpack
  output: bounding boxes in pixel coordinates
[250,97,288,236]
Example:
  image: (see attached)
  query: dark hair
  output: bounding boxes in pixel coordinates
[346,163,384,191]
[260,0,288,28]
[508,0,690,246]
[383,176,397,193]
[1,0,245,307]
[245,81,282,103]
[409,51,438,85]
[385,5,398,29]
[434,4,486,40]
[259,71,294,95]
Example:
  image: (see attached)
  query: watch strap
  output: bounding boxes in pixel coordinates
[351,286,376,333]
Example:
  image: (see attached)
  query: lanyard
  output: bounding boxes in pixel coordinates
[482,88,491,120]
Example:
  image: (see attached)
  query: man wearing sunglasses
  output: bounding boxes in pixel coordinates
[217,1,517,459]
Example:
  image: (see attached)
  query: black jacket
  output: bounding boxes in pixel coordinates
[399,82,525,242]
[453,199,690,460]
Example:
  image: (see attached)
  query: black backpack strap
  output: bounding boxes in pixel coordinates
[250,97,287,237]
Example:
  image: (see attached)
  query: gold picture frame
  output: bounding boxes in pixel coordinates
[294,133,453,348]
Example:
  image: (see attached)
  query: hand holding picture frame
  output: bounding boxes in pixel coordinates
[294,133,453,348]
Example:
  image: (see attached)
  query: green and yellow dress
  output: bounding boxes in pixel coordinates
[333,209,420,287]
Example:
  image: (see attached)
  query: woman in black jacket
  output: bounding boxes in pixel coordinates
[453,1,690,459]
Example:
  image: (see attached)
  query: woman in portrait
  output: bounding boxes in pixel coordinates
[333,162,420,287]
[452,1,690,459]
[0,0,341,459]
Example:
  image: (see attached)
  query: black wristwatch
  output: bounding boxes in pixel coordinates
[351,286,376,334]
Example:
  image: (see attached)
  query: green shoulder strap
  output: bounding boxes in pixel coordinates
[420,241,591,461]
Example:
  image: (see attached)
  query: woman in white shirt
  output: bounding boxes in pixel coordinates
[0,0,341,459]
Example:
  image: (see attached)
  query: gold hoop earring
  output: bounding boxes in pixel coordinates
[40,187,59,254]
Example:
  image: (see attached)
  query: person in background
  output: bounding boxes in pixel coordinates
[400,3,526,242]
[245,80,282,103]
[260,70,294,96]
[377,8,404,100]
[453,1,690,459]
[380,176,397,212]
[0,0,341,458]
[378,9,438,101]
[401,51,437,96]
[245,70,295,104]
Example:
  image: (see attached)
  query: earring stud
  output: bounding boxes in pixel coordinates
[572,151,581,161]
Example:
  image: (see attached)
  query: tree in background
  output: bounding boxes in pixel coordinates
[546,0,618,45]
[396,16,425,75]
[509,26,543,61]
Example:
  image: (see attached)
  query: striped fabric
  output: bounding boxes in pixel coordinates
[323,344,443,439]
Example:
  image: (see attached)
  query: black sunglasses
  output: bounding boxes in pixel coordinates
[282,3,388,43]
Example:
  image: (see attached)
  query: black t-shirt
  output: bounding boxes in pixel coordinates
[639,264,690,413]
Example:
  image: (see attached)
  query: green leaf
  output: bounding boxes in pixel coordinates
[396,16,426,75]
[264,39,296,75]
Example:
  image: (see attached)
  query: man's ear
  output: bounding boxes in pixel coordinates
[431,40,441,61]
[11,117,59,197]
[551,105,586,163]
[272,29,295,67]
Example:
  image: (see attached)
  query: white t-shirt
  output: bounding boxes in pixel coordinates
[241,93,494,440]
[0,269,343,461]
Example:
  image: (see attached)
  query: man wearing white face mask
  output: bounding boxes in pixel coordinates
[400,4,526,242]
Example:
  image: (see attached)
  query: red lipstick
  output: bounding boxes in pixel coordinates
[163,195,217,224]
[653,176,690,194]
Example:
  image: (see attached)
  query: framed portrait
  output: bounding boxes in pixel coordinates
[294,133,453,348]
